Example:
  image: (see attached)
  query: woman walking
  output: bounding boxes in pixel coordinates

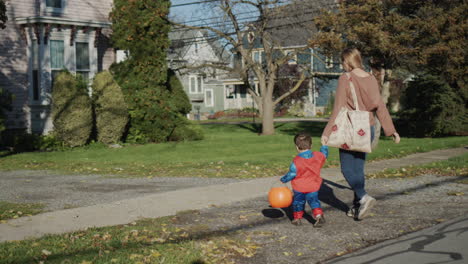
[321,48,400,220]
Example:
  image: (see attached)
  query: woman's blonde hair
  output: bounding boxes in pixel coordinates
[341,48,364,70]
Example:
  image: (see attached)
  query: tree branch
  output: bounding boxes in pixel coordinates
[273,71,307,105]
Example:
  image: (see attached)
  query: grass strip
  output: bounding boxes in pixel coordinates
[0,215,257,264]
[368,152,468,180]
[0,201,45,221]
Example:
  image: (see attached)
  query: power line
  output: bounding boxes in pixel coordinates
[172,0,220,8]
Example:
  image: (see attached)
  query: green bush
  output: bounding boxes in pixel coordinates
[399,74,468,137]
[92,71,128,144]
[324,91,335,116]
[51,71,93,147]
[0,130,64,152]
[287,100,305,117]
[111,64,198,143]
[167,69,191,115]
[168,120,204,141]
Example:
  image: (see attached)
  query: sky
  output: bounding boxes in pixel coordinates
[169,0,260,26]
[169,0,212,25]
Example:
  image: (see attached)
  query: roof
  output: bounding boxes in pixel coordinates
[168,27,231,62]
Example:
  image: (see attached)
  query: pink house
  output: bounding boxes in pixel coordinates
[0,0,115,134]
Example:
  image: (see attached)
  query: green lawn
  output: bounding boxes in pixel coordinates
[0,122,466,178]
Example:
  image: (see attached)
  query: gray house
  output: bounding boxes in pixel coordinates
[168,28,237,120]
[0,0,115,134]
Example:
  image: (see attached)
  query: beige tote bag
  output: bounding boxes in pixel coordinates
[327,73,372,153]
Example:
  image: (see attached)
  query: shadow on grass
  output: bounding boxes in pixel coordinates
[12,176,466,264]
[277,121,327,136]
[236,122,288,134]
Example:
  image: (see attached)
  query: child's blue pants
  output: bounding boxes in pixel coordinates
[292,190,320,212]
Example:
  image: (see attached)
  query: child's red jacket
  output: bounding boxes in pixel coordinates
[280,147,328,193]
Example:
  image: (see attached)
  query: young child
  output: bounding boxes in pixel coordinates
[280,132,328,227]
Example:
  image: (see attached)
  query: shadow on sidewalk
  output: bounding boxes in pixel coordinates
[16,176,466,264]
[261,179,351,223]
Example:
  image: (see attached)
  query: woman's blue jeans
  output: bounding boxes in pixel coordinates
[339,126,375,205]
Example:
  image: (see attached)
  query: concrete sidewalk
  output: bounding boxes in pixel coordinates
[325,214,468,264]
[0,147,466,242]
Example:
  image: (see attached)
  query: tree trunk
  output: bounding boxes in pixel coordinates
[372,68,391,150]
[261,97,275,135]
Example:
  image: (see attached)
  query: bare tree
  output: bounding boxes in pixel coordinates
[169,0,333,135]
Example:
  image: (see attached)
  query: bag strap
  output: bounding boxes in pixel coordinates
[345,72,360,111]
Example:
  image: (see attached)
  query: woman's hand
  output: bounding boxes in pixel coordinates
[321,135,329,146]
[392,132,400,144]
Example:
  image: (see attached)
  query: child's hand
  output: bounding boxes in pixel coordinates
[392,132,400,144]
[321,136,328,145]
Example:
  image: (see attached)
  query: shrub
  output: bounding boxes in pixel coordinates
[51,71,93,147]
[167,69,191,115]
[168,120,204,141]
[287,100,305,117]
[399,74,468,137]
[0,130,64,152]
[92,71,128,144]
[324,91,335,116]
[111,64,199,143]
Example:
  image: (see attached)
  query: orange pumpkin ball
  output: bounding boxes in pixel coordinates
[268,186,293,208]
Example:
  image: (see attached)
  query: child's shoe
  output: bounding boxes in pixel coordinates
[292,211,304,226]
[312,208,325,227]
[313,215,324,227]
[291,219,302,226]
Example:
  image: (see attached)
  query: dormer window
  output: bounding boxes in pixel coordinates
[46,0,62,8]
[325,56,333,69]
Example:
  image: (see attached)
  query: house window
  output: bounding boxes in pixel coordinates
[46,0,64,12]
[236,85,247,98]
[32,70,40,100]
[325,56,333,69]
[32,42,40,100]
[46,0,62,8]
[285,50,297,65]
[50,40,65,89]
[189,75,203,94]
[253,51,261,63]
[225,85,234,99]
[205,89,214,107]
[75,42,90,82]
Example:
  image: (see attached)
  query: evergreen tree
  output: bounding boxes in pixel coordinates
[110,0,195,143]
[399,74,467,137]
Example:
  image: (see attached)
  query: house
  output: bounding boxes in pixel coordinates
[0,0,114,134]
[168,28,238,120]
